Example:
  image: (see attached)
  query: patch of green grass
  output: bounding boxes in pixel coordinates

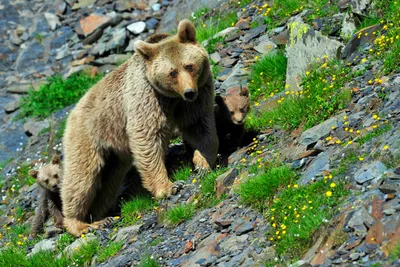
[332,150,358,176]
[248,50,287,102]
[389,240,400,260]
[191,7,209,21]
[121,194,157,226]
[357,124,392,146]
[250,20,260,29]
[139,255,159,267]
[199,168,228,196]
[247,60,352,132]
[211,64,222,80]
[204,36,224,54]
[56,117,67,140]
[97,241,124,263]
[171,164,191,182]
[239,165,297,210]
[18,72,102,119]
[170,136,182,145]
[267,178,348,261]
[56,233,75,251]
[150,237,163,246]
[164,203,195,226]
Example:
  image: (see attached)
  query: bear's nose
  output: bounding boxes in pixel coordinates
[237,119,243,124]
[183,89,197,101]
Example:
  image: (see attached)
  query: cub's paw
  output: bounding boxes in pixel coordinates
[169,180,185,195]
[193,150,210,170]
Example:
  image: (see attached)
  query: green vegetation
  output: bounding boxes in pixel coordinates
[139,255,159,267]
[389,241,400,261]
[56,117,68,140]
[18,72,102,119]
[357,124,392,146]
[171,164,191,182]
[97,241,124,263]
[56,233,76,251]
[150,237,163,246]
[332,149,359,176]
[246,60,352,132]
[164,203,195,226]
[121,194,157,226]
[248,50,288,102]
[239,165,297,210]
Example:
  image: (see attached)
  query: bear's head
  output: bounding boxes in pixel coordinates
[29,155,62,193]
[215,87,250,125]
[134,20,210,102]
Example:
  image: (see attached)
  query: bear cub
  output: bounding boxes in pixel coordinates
[215,87,250,154]
[29,155,63,236]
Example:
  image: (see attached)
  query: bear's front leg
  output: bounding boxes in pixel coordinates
[183,114,219,170]
[129,129,183,199]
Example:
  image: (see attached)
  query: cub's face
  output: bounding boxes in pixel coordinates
[135,20,209,102]
[29,155,62,193]
[215,88,250,125]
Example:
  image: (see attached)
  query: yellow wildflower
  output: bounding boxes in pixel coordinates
[330,182,336,188]
[326,191,333,197]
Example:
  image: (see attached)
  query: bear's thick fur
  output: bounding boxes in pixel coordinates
[30,155,63,236]
[61,20,218,236]
[215,87,250,154]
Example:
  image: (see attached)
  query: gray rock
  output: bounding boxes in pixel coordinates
[125,36,143,52]
[44,12,61,31]
[55,45,70,60]
[298,113,345,146]
[23,119,50,137]
[152,3,161,11]
[350,252,360,261]
[354,161,387,184]
[286,19,343,91]
[10,30,23,45]
[220,62,249,90]
[254,35,277,55]
[341,12,357,40]
[346,207,375,230]
[94,54,131,65]
[91,28,126,56]
[64,233,97,256]
[15,41,47,74]
[112,224,141,242]
[210,52,221,63]
[145,18,159,30]
[127,21,146,34]
[300,149,335,185]
[29,238,57,256]
[350,0,371,16]
[4,99,21,114]
[72,0,96,10]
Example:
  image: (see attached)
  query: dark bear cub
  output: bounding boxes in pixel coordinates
[215,87,250,155]
[30,155,63,236]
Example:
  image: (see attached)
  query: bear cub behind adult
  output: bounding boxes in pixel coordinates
[215,87,250,154]
[30,155,63,236]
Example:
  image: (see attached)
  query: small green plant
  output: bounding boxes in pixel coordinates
[250,20,260,29]
[164,203,195,226]
[19,72,102,119]
[248,50,288,102]
[56,117,68,140]
[239,165,297,210]
[170,136,182,145]
[56,233,76,251]
[34,33,43,43]
[150,237,163,246]
[389,241,400,261]
[357,124,392,146]
[97,241,124,263]
[332,150,359,176]
[121,194,157,226]
[139,254,159,267]
[171,164,191,182]
[194,11,237,44]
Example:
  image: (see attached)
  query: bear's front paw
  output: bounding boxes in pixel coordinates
[169,180,185,195]
[193,150,210,170]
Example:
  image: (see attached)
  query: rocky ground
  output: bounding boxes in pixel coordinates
[0,0,399,266]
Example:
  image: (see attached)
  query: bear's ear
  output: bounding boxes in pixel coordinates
[240,87,249,97]
[29,169,39,179]
[215,95,225,106]
[177,19,196,43]
[134,40,156,60]
[51,154,61,165]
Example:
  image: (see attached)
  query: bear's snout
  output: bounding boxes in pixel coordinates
[183,88,197,102]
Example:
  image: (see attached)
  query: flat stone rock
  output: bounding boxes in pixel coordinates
[4,99,21,113]
[341,12,357,40]
[254,40,276,55]
[215,168,239,198]
[145,18,159,30]
[6,83,32,94]
[300,149,335,185]
[210,52,221,63]
[221,57,238,68]
[29,238,57,256]
[23,119,50,137]
[354,161,387,184]
[75,14,112,37]
[113,224,141,242]
[64,233,97,256]
[350,0,371,15]
[44,12,61,31]
[72,0,96,10]
[346,207,375,230]
[243,25,267,43]
[94,54,131,65]
[127,21,146,34]
[286,19,343,91]
[220,62,248,90]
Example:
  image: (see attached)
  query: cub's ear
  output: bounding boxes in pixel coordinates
[29,170,39,179]
[240,87,249,97]
[215,95,225,105]
[177,19,196,43]
[134,40,156,60]
[51,154,61,165]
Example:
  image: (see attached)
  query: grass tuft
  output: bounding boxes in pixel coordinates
[139,254,160,267]
[171,164,191,182]
[164,203,195,226]
[97,241,124,263]
[121,194,157,226]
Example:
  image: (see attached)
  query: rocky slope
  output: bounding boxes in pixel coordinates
[0,0,399,266]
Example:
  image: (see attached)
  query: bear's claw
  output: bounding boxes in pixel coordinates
[170,180,185,195]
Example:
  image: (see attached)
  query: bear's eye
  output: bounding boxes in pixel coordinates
[185,64,194,72]
[170,70,178,78]
[230,111,234,116]
[54,174,58,179]
[44,179,49,184]
[240,108,246,113]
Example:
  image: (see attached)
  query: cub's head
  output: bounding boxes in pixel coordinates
[215,87,250,125]
[134,20,210,102]
[29,155,62,193]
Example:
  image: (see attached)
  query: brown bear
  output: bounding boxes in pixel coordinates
[29,155,63,236]
[61,20,218,236]
[214,87,250,154]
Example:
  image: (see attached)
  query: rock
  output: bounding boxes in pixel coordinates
[291,260,312,267]
[23,120,50,137]
[29,238,57,256]
[349,252,360,261]
[91,28,126,56]
[6,83,32,94]
[271,29,289,45]
[220,62,248,91]
[350,0,371,16]
[215,168,239,198]
[72,0,96,10]
[338,0,351,11]
[44,13,61,31]
[125,36,143,52]
[300,149,335,185]
[15,41,46,74]
[215,219,233,228]
[286,20,343,91]
[145,18,159,30]
[44,225,64,238]
[64,233,97,256]
[298,113,345,147]
[341,12,357,40]
[113,224,141,243]
[254,38,277,55]
[127,21,146,34]
[83,28,104,45]
[55,45,70,60]
[214,27,239,39]
[116,0,136,11]
[10,30,23,45]
[210,52,221,63]
[75,14,112,37]
[221,57,239,68]
[354,161,387,184]
[341,24,382,60]
[184,240,194,253]
[152,3,161,11]
[4,99,21,114]
[234,222,254,235]
[94,54,132,65]
[243,25,267,43]
[346,207,375,230]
